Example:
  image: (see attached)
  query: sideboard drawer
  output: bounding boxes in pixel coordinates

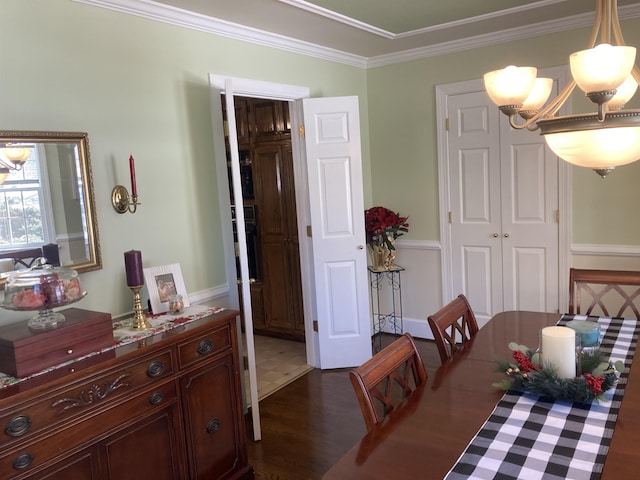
[177,323,232,370]
[0,348,174,448]
[0,380,179,479]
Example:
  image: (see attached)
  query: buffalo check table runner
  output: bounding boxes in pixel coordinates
[445,315,640,480]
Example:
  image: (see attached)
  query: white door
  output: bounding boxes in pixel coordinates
[448,90,503,323]
[443,76,564,327]
[301,96,372,369]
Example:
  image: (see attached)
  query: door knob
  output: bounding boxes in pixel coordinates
[493,233,499,238]
[357,245,364,249]
[504,233,510,238]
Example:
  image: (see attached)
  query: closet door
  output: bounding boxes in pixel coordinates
[448,89,559,327]
[448,91,503,324]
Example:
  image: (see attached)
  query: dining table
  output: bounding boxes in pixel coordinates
[322,311,640,480]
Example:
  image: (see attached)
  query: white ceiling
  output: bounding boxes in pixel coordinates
[75,0,640,67]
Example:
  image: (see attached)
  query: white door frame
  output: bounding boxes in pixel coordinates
[435,66,572,312]
[209,74,318,362]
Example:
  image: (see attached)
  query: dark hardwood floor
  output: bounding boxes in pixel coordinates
[245,334,441,479]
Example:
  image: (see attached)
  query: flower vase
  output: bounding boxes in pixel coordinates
[368,244,395,270]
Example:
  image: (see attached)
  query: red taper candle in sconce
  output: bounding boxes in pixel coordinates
[129,155,137,197]
[124,250,144,287]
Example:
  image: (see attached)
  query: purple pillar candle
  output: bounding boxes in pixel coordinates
[124,250,144,287]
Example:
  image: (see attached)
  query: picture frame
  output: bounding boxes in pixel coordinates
[143,263,190,314]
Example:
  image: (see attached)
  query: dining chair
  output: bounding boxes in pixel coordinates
[569,268,640,318]
[0,247,45,270]
[427,294,479,364]
[349,333,427,433]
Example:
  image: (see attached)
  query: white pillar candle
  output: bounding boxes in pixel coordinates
[541,326,576,379]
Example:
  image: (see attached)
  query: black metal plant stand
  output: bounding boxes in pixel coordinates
[368,264,404,353]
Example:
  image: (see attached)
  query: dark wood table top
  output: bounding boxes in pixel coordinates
[323,311,640,480]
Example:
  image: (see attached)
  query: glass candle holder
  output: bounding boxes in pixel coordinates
[168,294,184,315]
[566,320,601,353]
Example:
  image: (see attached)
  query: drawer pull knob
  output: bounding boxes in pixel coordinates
[5,415,31,437]
[149,391,164,405]
[147,360,166,378]
[206,418,222,434]
[13,452,34,470]
[197,339,214,355]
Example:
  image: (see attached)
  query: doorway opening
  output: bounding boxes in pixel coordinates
[222,95,310,398]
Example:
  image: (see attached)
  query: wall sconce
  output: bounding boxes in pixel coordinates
[112,155,140,214]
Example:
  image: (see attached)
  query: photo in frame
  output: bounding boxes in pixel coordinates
[143,263,190,314]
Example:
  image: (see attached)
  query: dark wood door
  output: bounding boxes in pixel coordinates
[181,354,247,480]
[34,449,99,480]
[100,404,185,479]
[253,143,304,339]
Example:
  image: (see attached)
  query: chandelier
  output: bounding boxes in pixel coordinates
[0,144,32,185]
[483,0,640,178]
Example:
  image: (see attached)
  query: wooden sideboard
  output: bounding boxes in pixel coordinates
[0,308,253,480]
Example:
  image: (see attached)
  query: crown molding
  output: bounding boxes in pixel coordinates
[368,4,640,68]
[278,0,568,40]
[73,0,640,69]
[72,0,369,68]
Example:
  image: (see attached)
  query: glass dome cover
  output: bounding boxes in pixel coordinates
[2,262,86,329]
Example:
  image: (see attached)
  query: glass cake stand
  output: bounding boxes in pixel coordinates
[2,264,87,330]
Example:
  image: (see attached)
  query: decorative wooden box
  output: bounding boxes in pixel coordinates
[0,308,113,378]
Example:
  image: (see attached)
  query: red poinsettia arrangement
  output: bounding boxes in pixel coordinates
[364,206,409,250]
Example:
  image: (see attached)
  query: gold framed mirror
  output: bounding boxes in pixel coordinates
[0,131,101,287]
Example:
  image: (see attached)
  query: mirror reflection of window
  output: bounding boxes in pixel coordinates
[0,146,55,251]
[0,132,102,287]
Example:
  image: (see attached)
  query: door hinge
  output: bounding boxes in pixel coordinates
[555,209,560,223]
[445,118,450,131]
[306,225,312,237]
[299,124,305,138]
[448,211,453,223]
[313,320,318,332]
[243,356,248,370]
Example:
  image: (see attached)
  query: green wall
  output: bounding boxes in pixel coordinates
[0,0,370,321]
[367,18,640,244]
[2,0,640,324]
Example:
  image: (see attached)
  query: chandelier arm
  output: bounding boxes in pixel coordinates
[0,159,12,170]
[632,65,640,84]
[610,0,626,46]
[601,0,612,44]
[508,80,578,130]
[585,0,605,48]
[537,79,578,120]
[508,115,538,130]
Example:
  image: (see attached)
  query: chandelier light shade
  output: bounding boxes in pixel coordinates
[483,66,537,114]
[0,144,32,185]
[569,44,635,95]
[483,0,640,178]
[521,78,554,117]
[608,75,639,108]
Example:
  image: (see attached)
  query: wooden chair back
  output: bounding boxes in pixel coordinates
[0,244,60,270]
[427,294,479,364]
[0,248,44,270]
[569,268,640,318]
[349,333,427,433]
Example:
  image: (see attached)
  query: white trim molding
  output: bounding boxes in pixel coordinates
[394,239,441,251]
[72,0,640,69]
[572,244,640,257]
